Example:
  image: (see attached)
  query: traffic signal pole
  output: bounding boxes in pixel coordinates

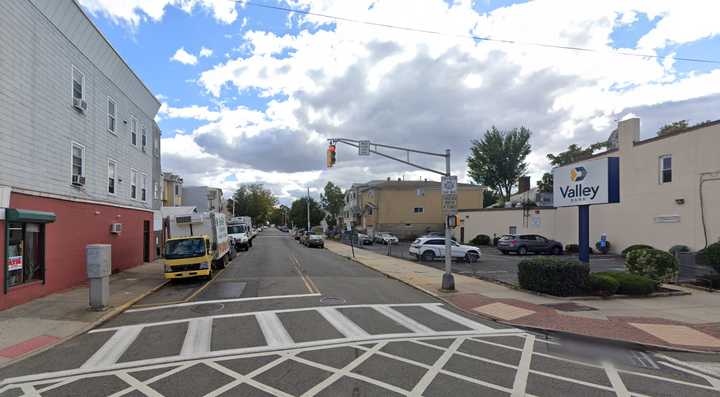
[328,138,456,291]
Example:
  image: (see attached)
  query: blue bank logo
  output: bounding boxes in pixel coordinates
[570,166,587,182]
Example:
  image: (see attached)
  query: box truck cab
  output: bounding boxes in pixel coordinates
[164,212,230,280]
[227,216,253,251]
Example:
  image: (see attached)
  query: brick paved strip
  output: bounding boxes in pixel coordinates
[0,336,61,358]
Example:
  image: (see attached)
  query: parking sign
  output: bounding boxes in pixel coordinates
[441,176,457,195]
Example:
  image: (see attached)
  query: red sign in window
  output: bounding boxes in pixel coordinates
[8,256,23,272]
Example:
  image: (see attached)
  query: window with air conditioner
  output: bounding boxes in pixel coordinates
[130,116,138,146]
[107,97,117,133]
[108,159,117,194]
[71,142,85,186]
[141,173,148,202]
[130,169,138,199]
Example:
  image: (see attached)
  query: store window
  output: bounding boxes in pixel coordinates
[6,223,44,288]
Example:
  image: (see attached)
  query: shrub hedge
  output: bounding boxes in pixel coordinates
[699,242,720,273]
[625,248,679,283]
[588,273,619,296]
[595,272,656,295]
[621,244,654,258]
[517,258,589,297]
[470,234,491,246]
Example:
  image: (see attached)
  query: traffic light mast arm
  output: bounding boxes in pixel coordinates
[328,138,448,176]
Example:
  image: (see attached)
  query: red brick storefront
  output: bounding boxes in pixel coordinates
[1,192,156,310]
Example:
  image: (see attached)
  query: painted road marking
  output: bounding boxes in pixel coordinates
[126,293,322,313]
[511,334,535,397]
[81,326,142,369]
[424,304,496,331]
[316,307,369,338]
[373,305,434,334]
[256,312,294,347]
[180,318,212,356]
[603,361,631,397]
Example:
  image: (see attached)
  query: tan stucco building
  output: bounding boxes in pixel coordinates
[342,179,485,239]
[457,117,720,252]
[162,172,183,207]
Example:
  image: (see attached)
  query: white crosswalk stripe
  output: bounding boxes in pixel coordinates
[79,303,508,371]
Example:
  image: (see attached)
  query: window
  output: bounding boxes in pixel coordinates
[141,173,148,201]
[130,169,138,199]
[6,223,45,288]
[130,116,138,146]
[71,142,85,178]
[141,125,147,151]
[153,133,160,157]
[175,184,179,196]
[414,207,424,213]
[367,207,373,215]
[72,66,84,100]
[107,97,117,133]
[659,155,672,184]
[509,226,517,235]
[108,160,117,194]
[426,239,444,245]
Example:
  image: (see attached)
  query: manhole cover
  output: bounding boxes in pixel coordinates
[320,296,346,305]
[190,303,225,314]
[541,302,598,312]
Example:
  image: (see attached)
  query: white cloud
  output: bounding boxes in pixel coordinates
[158,103,221,121]
[164,0,720,199]
[77,0,238,27]
[170,47,198,65]
[199,47,214,58]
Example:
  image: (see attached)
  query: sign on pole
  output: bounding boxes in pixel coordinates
[553,157,619,207]
[358,140,371,156]
[442,193,457,213]
[441,176,457,195]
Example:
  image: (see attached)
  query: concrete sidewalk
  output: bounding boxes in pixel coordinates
[0,261,167,367]
[326,240,720,352]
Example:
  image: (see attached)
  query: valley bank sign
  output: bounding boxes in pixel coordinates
[553,157,620,207]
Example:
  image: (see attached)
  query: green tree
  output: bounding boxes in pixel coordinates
[483,190,500,207]
[269,205,290,226]
[320,182,344,229]
[227,184,278,224]
[546,142,609,167]
[537,172,553,193]
[467,126,532,200]
[289,197,325,229]
[657,120,688,136]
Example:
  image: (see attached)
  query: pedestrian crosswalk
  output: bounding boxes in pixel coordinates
[75,303,515,372]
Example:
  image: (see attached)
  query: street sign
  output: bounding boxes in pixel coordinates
[358,140,371,156]
[441,176,457,195]
[442,193,457,212]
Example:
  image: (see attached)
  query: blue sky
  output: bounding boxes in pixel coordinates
[79,0,720,203]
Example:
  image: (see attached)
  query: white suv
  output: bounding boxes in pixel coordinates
[374,232,399,245]
[409,237,481,263]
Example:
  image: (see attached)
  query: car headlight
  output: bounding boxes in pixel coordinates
[199,262,210,270]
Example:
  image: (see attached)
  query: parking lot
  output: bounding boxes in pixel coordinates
[350,240,627,286]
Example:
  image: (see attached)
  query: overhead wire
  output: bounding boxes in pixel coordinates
[237,1,720,65]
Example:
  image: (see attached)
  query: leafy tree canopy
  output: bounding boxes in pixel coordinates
[289,197,325,229]
[320,182,344,228]
[226,184,277,224]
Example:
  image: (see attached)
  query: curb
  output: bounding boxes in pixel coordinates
[0,279,169,371]
[326,245,719,354]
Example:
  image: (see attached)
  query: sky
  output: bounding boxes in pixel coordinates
[77,0,720,205]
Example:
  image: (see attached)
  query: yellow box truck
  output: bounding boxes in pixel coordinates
[163,211,230,280]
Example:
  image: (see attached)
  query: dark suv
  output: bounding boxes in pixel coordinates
[497,234,563,255]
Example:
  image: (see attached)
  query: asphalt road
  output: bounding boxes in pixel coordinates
[1,229,718,396]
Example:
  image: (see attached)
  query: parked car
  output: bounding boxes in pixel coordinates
[409,237,481,263]
[293,229,305,240]
[356,233,373,245]
[374,232,399,245]
[303,234,325,248]
[496,234,563,255]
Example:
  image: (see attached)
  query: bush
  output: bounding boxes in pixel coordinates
[699,242,720,273]
[595,240,611,254]
[668,245,690,257]
[517,258,589,297]
[564,244,595,254]
[595,272,656,295]
[625,249,679,283]
[698,274,720,289]
[588,274,619,296]
[470,234,491,246]
[622,244,654,258]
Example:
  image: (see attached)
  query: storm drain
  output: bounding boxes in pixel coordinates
[320,296,346,305]
[541,302,598,312]
[190,303,225,314]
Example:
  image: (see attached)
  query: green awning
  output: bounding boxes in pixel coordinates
[5,208,56,223]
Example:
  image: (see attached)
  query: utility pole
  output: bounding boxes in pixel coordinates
[328,138,456,291]
[306,187,311,231]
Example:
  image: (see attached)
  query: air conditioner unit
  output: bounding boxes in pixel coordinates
[110,223,123,234]
[72,97,87,112]
[72,174,86,186]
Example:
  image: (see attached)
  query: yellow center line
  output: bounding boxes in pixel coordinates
[290,254,320,294]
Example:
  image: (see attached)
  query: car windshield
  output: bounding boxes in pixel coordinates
[165,238,205,259]
[310,235,322,239]
[228,225,248,234]
[499,235,515,241]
